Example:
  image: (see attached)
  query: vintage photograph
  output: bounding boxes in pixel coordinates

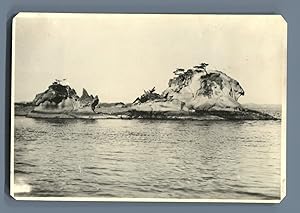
[11,13,287,202]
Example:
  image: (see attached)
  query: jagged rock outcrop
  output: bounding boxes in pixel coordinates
[79,88,94,107]
[132,64,245,112]
[31,80,99,114]
[33,81,79,106]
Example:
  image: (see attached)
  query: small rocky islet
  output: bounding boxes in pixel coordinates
[15,63,279,121]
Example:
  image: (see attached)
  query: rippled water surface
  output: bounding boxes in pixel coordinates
[14,116,281,200]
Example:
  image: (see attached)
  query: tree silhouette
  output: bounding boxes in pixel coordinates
[173,68,185,75]
[193,63,209,75]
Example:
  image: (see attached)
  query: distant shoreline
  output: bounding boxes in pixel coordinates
[14,102,281,121]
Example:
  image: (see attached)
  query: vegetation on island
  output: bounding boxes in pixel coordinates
[14,63,279,121]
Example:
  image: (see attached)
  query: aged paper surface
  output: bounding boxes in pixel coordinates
[11,13,287,202]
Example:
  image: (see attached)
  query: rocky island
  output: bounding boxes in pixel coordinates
[14,64,279,121]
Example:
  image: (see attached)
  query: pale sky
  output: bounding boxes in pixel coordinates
[13,13,287,104]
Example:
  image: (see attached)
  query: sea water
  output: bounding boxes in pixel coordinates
[14,115,281,200]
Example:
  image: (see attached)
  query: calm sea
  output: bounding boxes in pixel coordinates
[14,114,282,200]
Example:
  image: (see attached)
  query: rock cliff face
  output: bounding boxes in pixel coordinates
[33,82,79,106]
[132,64,245,112]
[31,80,98,113]
[163,70,245,110]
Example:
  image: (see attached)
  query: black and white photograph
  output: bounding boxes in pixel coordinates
[11,13,287,202]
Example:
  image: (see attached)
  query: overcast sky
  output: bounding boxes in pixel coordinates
[13,13,286,104]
